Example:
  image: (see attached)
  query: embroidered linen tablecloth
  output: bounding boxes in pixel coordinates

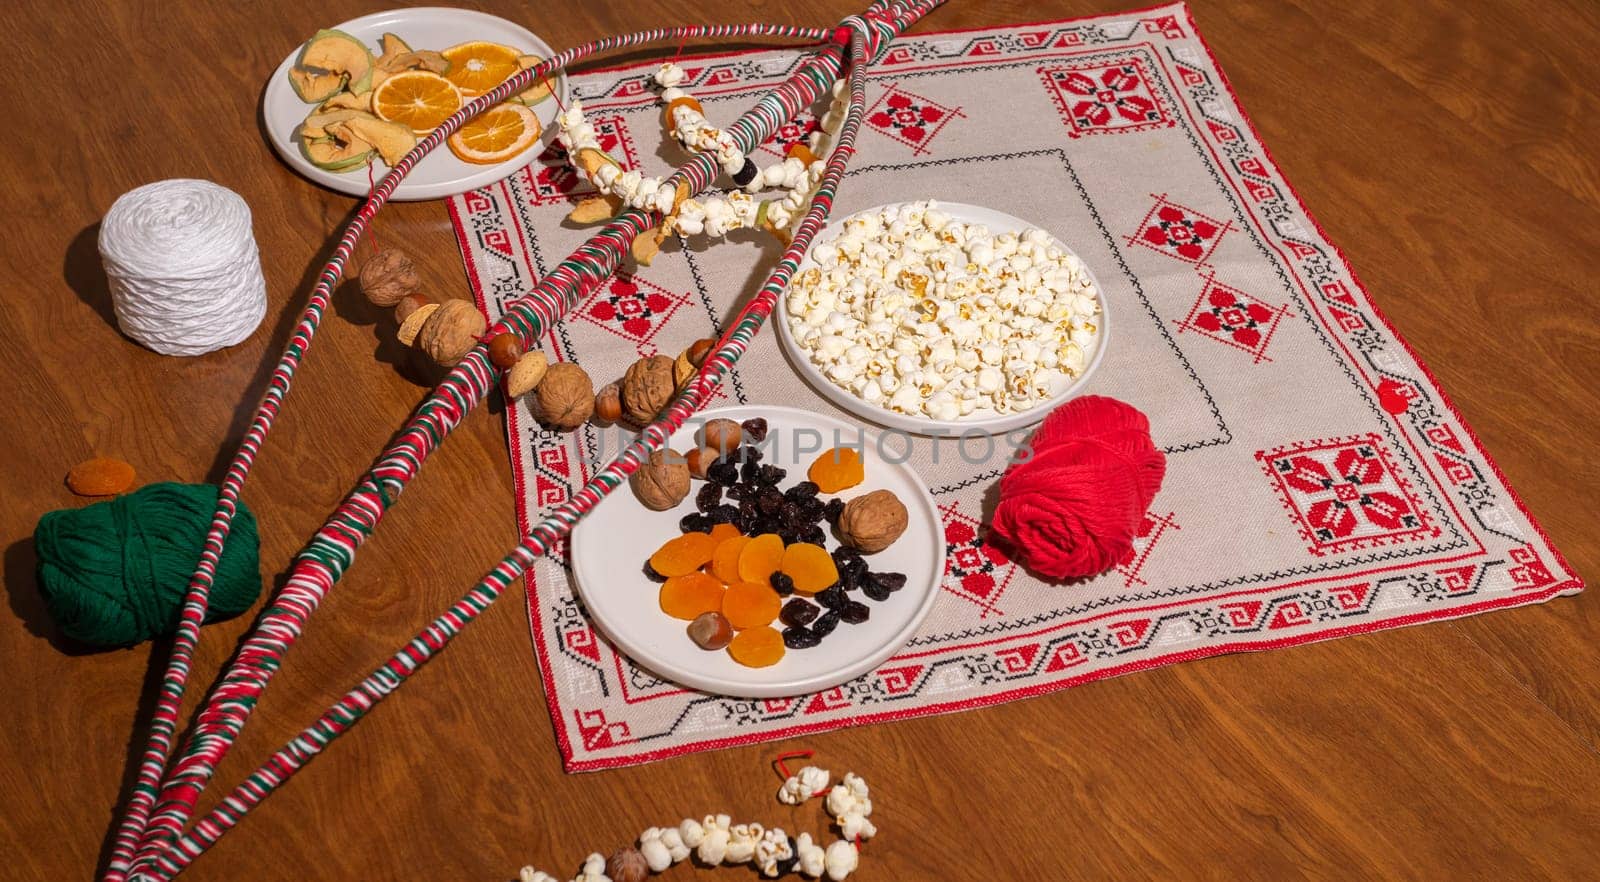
[449,3,1582,771]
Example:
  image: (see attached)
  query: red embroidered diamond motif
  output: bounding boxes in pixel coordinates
[525,116,638,205]
[1176,275,1290,363]
[1258,434,1440,556]
[865,84,963,156]
[759,115,822,157]
[1039,57,1175,138]
[940,503,1014,618]
[578,272,691,353]
[1128,193,1232,266]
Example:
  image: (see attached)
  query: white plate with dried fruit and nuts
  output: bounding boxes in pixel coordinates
[776,200,1110,436]
[570,405,945,698]
[262,7,568,201]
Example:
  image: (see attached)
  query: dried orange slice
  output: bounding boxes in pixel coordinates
[447,103,542,164]
[372,70,462,134]
[440,41,522,97]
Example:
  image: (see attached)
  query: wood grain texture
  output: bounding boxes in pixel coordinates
[0,1,1595,880]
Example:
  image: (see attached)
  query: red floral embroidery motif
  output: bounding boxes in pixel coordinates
[759,116,822,157]
[940,503,1015,617]
[1039,57,1175,138]
[1128,194,1232,265]
[579,273,691,353]
[1177,276,1289,362]
[864,84,963,156]
[1258,434,1440,556]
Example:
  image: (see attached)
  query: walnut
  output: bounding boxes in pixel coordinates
[359,248,422,306]
[620,355,676,424]
[533,362,594,430]
[838,489,908,553]
[417,299,486,365]
[630,449,690,511]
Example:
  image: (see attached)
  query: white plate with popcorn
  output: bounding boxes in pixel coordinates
[776,201,1109,436]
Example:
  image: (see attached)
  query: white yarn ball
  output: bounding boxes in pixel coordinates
[98,179,267,357]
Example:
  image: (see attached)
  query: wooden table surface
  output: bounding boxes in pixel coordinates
[2,0,1597,879]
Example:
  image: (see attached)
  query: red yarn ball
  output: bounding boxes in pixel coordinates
[990,396,1166,581]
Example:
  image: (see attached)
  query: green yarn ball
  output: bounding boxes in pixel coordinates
[34,482,262,647]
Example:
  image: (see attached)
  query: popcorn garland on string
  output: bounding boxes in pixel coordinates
[555,62,849,252]
[517,766,874,882]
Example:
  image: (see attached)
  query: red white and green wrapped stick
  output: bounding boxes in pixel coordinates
[106,3,942,880]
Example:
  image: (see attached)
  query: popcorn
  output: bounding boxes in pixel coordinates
[755,827,795,877]
[778,764,833,804]
[639,827,672,872]
[573,853,609,882]
[726,822,764,863]
[787,201,1101,420]
[520,868,558,882]
[823,841,859,881]
[696,814,732,865]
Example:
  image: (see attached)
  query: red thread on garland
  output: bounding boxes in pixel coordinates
[989,395,1166,580]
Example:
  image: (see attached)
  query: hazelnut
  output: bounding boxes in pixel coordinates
[487,332,522,370]
[359,248,422,307]
[630,449,690,510]
[607,848,649,882]
[684,446,719,479]
[394,292,433,323]
[685,337,714,367]
[533,362,594,430]
[698,418,743,455]
[417,299,487,365]
[395,302,438,347]
[505,351,549,398]
[620,355,676,425]
[838,489,909,553]
[687,611,733,650]
[593,382,623,424]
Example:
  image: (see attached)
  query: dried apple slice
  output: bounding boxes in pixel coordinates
[288,66,345,103]
[296,29,375,95]
[336,116,418,166]
[300,134,375,171]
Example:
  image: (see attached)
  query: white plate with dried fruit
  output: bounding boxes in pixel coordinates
[570,405,945,698]
[262,7,568,201]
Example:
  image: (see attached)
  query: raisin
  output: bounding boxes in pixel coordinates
[839,601,871,624]
[741,417,768,441]
[679,513,714,533]
[775,838,800,875]
[742,444,765,463]
[783,627,821,649]
[696,483,723,512]
[862,580,891,602]
[823,498,845,522]
[811,610,841,637]
[757,488,786,515]
[797,499,827,523]
[643,561,667,582]
[785,481,820,502]
[756,464,787,486]
[770,571,796,596]
[872,571,907,593]
[707,460,739,486]
[798,525,827,546]
[740,457,762,484]
[780,598,819,627]
[816,585,848,610]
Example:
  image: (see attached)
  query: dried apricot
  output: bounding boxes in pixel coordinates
[807,446,864,493]
[778,543,838,594]
[66,457,136,496]
[727,626,785,668]
[708,522,742,543]
[737,533,785,583]
[722,581,782,629]
[710,535,751,584]
[659,571,726,620]
[648,532,720,577]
